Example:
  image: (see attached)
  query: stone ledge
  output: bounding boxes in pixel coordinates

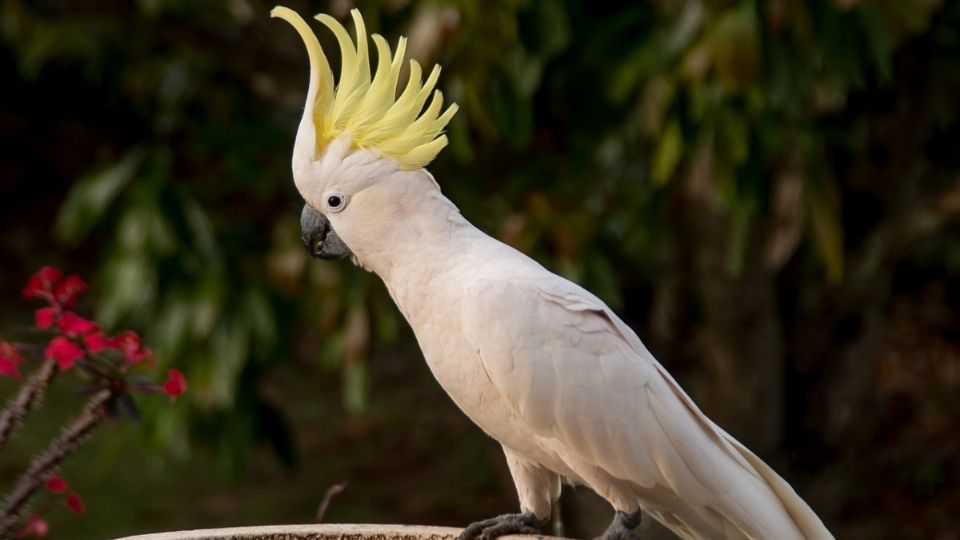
[114,523,556,540]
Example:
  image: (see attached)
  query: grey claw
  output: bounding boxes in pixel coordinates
[596,510,643,540]
[458,511,548,540]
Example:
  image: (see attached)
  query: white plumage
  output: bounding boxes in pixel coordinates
[286,147,833,539]
[380,187,832,539]
[272,7,834,538]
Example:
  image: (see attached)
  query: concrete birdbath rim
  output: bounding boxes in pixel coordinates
[113,523,554,540]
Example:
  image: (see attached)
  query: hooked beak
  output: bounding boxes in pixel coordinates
[301,204,352,260]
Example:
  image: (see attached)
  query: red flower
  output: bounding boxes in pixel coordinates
[83,331,112,353]
[57,312,99,336]
[34,307,57,330]
[45,337,84,370]
[16,514,49,537]
[65,492,84,514]
[0,341,24,379]
[22,267,62,300]
[128,345,152,364]
[163,369,187,400]
[112,331,152,364]
[53,275,87,307]
[0,357,21,379]
[45,474,68,493]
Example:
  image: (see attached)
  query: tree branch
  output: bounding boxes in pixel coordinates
[0,358,59,451]
[0,389,111,537]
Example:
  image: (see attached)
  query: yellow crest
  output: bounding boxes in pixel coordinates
[271,6,458,170]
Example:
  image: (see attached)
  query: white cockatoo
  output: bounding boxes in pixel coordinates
[272,7,834,540]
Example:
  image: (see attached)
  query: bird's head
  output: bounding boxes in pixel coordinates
[272,7,458,264]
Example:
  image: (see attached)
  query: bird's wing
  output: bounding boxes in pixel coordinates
[461,274,830,540]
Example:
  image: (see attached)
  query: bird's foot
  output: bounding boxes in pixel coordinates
[457,511,548,540]
[595,510,643,540]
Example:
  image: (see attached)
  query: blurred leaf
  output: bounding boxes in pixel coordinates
[206,317,250,408]
[192,279,224,339]
[118,200,177,255]
[859,4,896,81]
[182,198,221,271]
[709,4,760,93]
[244,287,277,351]
[717,110,750,167]
[807,178,845,283]
[652,120,684,185]
[154,293,191,358]
[342,359,367,415]
[96,251,155,328]
[640,76,675,135]
[55,150,144,244]
[610,46,649,104]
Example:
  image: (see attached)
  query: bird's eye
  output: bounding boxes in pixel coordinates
[327,195,343,209]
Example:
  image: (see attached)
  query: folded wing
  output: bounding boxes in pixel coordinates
[461,274,832,540]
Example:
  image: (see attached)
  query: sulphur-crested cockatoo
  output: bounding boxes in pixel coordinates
[272,7,833,540]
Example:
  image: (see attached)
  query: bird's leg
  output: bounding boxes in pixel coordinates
[458,448,556,540]
[456,511,548,540]
[596,510,643,540]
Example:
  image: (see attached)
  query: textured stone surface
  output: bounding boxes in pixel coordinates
[113,523,553,540]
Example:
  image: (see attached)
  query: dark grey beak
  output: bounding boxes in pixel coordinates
[301,204,352,260]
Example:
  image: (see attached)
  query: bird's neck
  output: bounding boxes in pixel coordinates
[347,173,483,289]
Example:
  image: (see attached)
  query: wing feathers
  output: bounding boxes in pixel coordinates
[461,274,831,539]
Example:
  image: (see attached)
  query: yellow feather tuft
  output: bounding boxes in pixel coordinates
[272,6,458,170]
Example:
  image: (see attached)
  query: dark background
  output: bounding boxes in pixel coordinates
[0,0,958,538]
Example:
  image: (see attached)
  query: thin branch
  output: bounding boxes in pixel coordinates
[0,389,111,537]
[0,358,59,451]
[315,480,348,522]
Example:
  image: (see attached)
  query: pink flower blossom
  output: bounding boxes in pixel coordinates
[22,267,62,300]
[57,312,99,336]
[83,331,112,353]
[0,341,24,379]
[16,514,49,537]
[0,357,21,378]
[45,474,68,493]
[112,331,152,364]
[34,308,57,330]
[65,492,84,514]
[53,275,87,307]
[45,337,84,370]
[163,369,187,400]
